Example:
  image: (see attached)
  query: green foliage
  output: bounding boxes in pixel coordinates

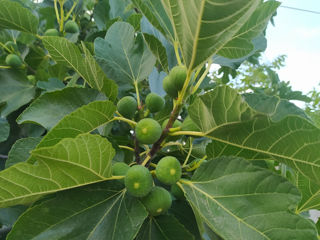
[0,0,319,239]
[117,96,137,119]
[135,118,162,144]
[141,186,172,216]
[156,156,182,185]
[145,93,165,113]
[125,165,153,198]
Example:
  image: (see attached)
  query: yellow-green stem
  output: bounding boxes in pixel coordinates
[0,42,12,53]
[186,155,207,172]
[65,1,77,20]
[118,145,135,152]
[174,41,182,66]
[59,0,65,32]
[170,130,204,137]
[113,116,137,127]
[54,0,60,24]
[133,80,141,108]
[182,138,193,167]
[191,59,212,95]
[0,66,10,69]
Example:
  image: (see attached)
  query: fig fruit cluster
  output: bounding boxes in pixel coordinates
[111,155,183,216]
[163,66,187,98]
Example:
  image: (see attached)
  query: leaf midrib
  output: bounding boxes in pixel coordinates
[184,181,270,240]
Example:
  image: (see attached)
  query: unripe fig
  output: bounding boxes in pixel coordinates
[162,75,178,98]
[112,162,130,176]
[156,156,182,185]
[145,93,165,113]
[171,183,184,200]
[169,66,187,90]
[135,118,162,144]
[124,165,153,197]
[141,186,172,216]
[27,75,36,84]
[117,96,137,119]
[64,20,79,33]
[5,54,22,68]
[44,29,59,36]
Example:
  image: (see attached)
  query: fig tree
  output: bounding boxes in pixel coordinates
[156,156,182,185]
[169,65,187,90]
[64,20,79,33]
[117,96,137,119]
[5,54,22,68]
[145,93,165,113]
[135,118,162,144]
[124,165,153,197]
[162,75,178,98]
[44,29,59,36]
[141,186,172,216]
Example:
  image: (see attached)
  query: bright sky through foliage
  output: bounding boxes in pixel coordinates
[265,0,320,94]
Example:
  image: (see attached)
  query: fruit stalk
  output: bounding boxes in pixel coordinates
[142,71,192,166]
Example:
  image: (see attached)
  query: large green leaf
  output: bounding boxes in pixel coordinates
[188,86,320,184]
[8,182,147,240]
[0,69,36,117]
[42,37,117,101]
[143,33,169,72]
[35,100,115,149]
[6,137,41,168]
[0,0,38,34]
[136,215,194,240]
[0,134,115,208]
[217,1,280,59]
[161,0,263,70]
[95,22,156,95]
[131,0,174,41]
[0,117,9,143]
[296,173,320,213]
[17,88,105,130]
[181,156,318,240]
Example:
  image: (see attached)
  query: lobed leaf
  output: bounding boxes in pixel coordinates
[6,137,41,168]
[162,0,263,70]
[0,0,38,34]
[132,0,174,41]
[8,182,147,240]
[42,37,117,101]
[189,86,320,185]
[218,1,280,59]
[0,134,115,208]
[94,22,156,95]
[181,156,318,240]
[36,100,116,149]
[0,117,9,143]
[0,69,36,117]
[136,215,194,240]
[17,88,105,130]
